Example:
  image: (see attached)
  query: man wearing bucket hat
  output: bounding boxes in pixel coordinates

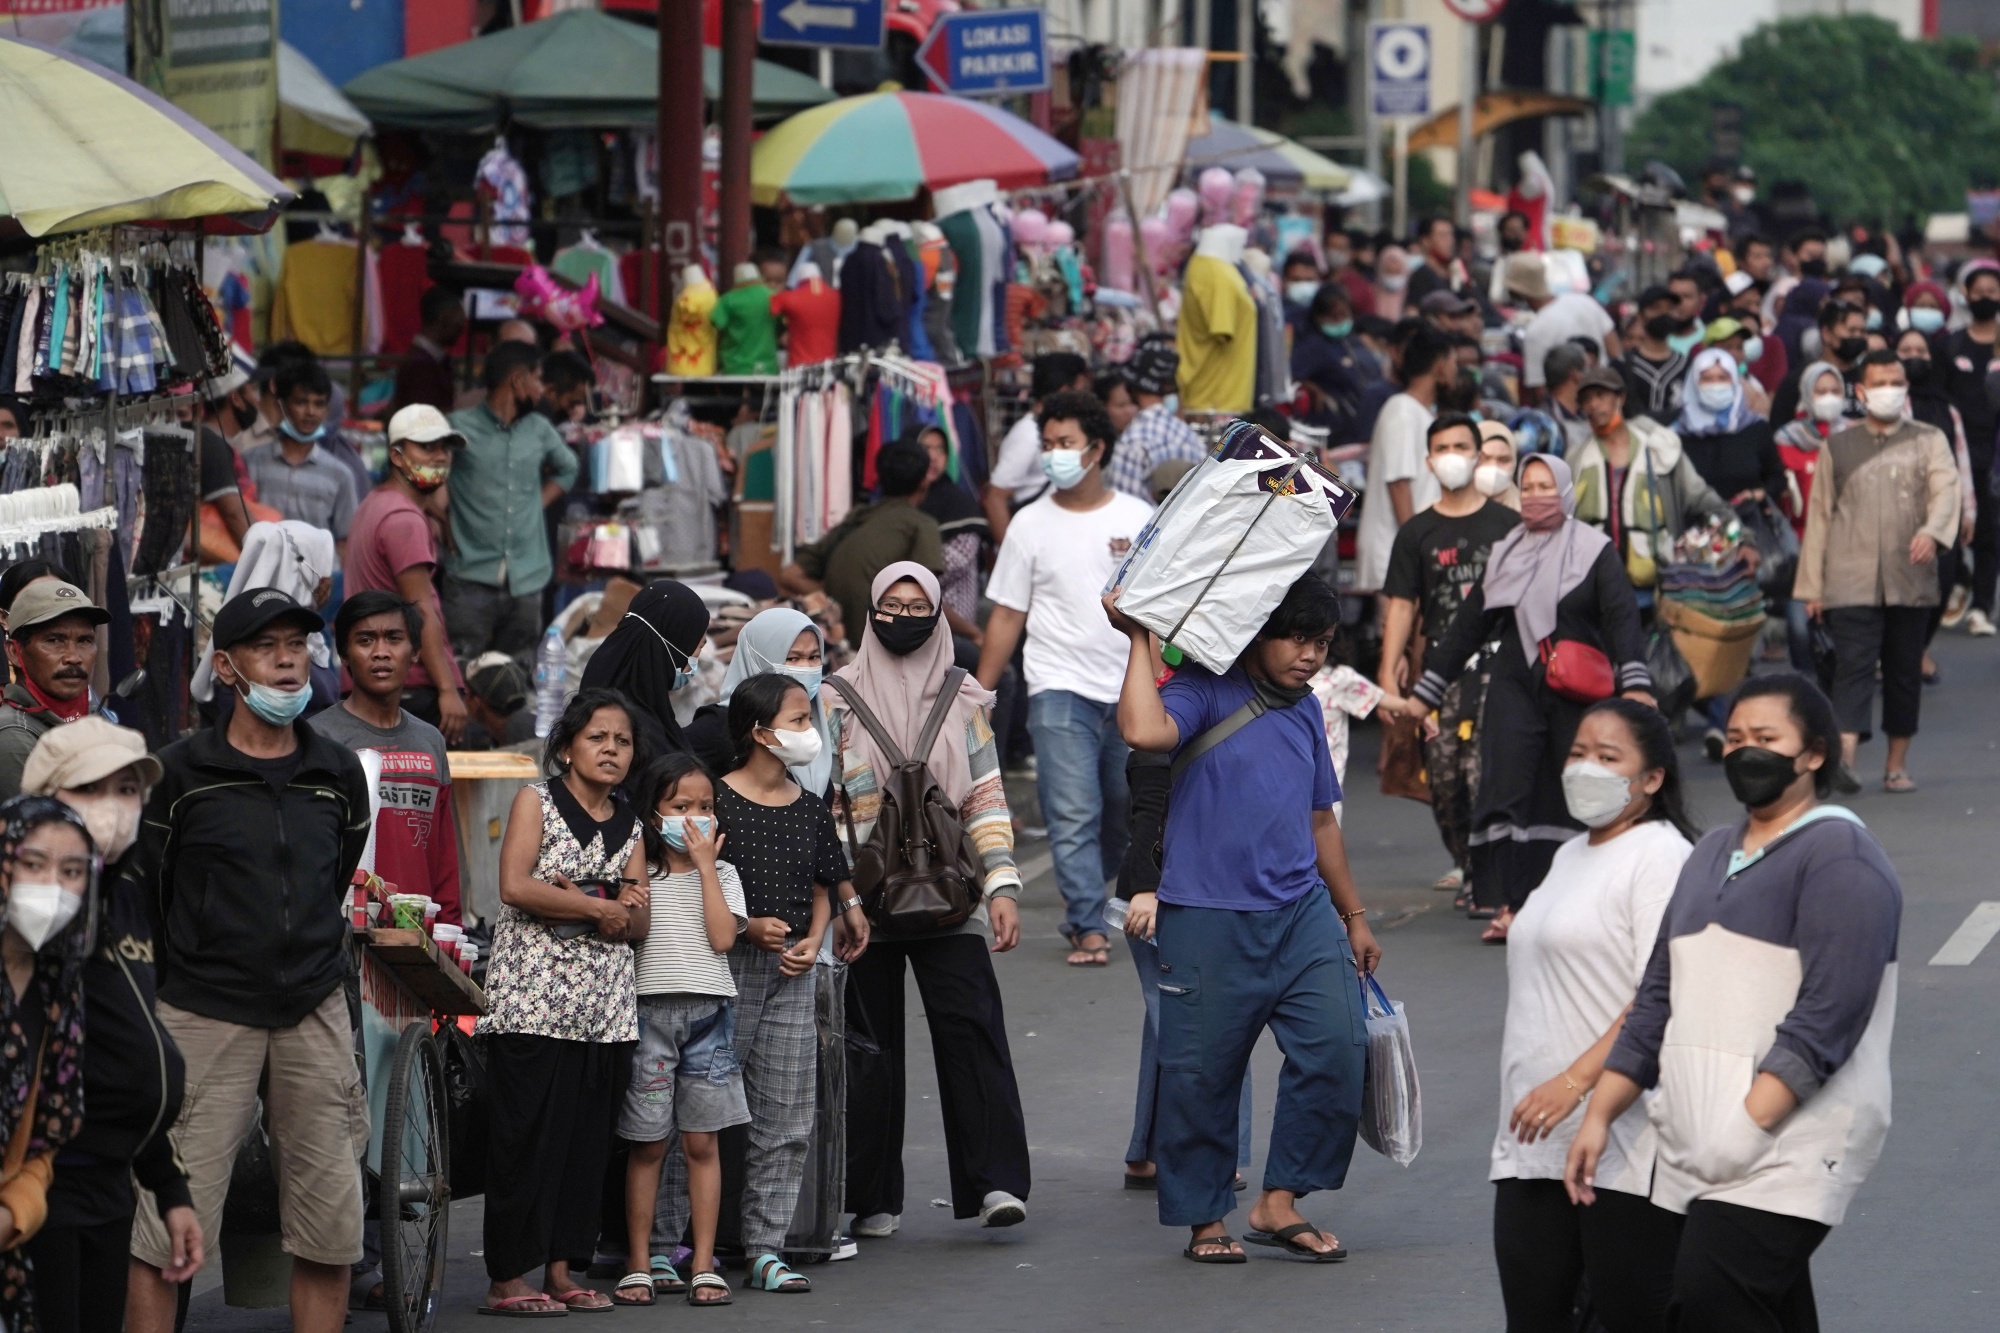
[1107,336,1206,503]
[125,588,372,1333]
[0,580,111,802]
[19,719,201,1332]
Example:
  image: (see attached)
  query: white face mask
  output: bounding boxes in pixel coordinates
[1863,385,1908,421]
[1696,381,1736,412]
[761,724,824,768]
[1430,452,1474,491]
[1473,463,1513,497]
[1741,336,1764,366]
[1810,393,1846,424]
[1562,761,1636,829]
[63,794,142,864]
[5,882,82,951]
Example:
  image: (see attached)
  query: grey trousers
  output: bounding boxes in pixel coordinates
[441,573,544,670]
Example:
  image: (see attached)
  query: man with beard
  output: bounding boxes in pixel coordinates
[0,579,111,799]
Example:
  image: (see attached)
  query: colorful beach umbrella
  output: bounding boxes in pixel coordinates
[1182,113,1352,195]
[0,38,293,237]
[752,91,1081,206]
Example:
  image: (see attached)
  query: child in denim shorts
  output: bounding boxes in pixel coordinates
[614,753,749,1308]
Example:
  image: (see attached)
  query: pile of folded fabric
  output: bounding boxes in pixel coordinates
[1657,524,1765,698]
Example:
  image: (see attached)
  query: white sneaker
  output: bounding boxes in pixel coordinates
[979,1191,1027,1228]
[852,1213,899,1238]
[1970,610,1996,637]
[1942,585,1971,629]
[828,1235,859,1261]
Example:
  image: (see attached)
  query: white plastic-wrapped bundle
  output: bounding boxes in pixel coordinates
[1358,975,1422,1166]
[1106,421,1356,673]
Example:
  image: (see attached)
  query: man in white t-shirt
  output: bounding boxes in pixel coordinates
[978,389,1153,966]
[1354,328,1454,593]
[1509,253,1620,397]
[982,352,1092,543]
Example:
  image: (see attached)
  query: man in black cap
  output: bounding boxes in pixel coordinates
[459,649,538,750]
[1106,336,1205,502]
[127,588,372,1333]
[1618,284,1694,423]
[0,578,111,799]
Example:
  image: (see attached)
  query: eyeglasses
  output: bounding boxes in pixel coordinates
[876,598,935,618]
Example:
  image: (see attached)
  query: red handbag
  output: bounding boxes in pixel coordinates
[1538,638,1615,704]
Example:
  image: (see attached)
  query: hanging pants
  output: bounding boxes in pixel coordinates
[1468,665,1587,912]
[1492,1178,1682,1333]
[844,933,1031,1220]
[481,1034,632,1282]
[1152,891,1365,1228]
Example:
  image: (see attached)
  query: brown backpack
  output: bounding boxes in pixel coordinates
[824,668,985,937]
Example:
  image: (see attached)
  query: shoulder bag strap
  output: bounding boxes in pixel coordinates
[822,675,908,768]
[911,668,968,770]
[1169,695,1266,783]
[4,1034,47,1179]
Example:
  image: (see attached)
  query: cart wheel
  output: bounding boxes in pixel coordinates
[380,1021,450,1333]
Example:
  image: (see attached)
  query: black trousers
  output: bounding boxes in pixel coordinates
[1671,1200,1830,1333]
[481,1034,633,1282]
[1925,539,1963,644]
[844,932,1031,1220]
[1969,449,1999,614]
[24,1214,132,1333]
[1492,1178,1682,1333]
[1824,605,1928,740]
[1468,664,1587,912]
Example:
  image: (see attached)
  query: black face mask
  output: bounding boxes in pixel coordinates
[1798,258,1828,279]
[1644,313,1679,341]
[871,611,940,657]
[1723,745,1806,809]
[1902,356,1933,387]
[1970,297,2000,323]
[1833,336,1869,365]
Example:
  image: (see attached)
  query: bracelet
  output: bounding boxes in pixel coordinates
[1340,907,1367,924]
[838,895,865,915]
[1562,1073,1586,1101]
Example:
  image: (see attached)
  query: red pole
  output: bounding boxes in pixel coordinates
[718,0,756,282]
[658,0,706,317]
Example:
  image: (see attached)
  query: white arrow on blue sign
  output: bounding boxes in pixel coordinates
[759,0,884,51]
[1368,20,1431,118]
[915,8,1049,96]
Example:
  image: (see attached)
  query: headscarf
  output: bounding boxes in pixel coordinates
[1372,245,1410,321]
[822,562,994,807]
[1476,420,1522,510]
[1479,455,1613,661]
[579,579,710,759]
[1675,348,1761,436]
[1774,278,1831,368]
[719,607,833,796]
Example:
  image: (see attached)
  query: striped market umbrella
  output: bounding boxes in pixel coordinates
[752,91,1080,206]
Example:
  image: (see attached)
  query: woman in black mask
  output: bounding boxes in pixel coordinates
[579,579,711,766]
[1897,325,1980,675]
[820,562,1031,1239]
[1567,673,1901,1333]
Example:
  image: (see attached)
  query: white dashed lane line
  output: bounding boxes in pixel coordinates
[1929,902,2000,966]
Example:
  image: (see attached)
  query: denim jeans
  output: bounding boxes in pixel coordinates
[1127,933,1251,1170]
[1026,689,1131,942]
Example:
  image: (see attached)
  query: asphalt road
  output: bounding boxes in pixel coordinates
[187,634,2000,1331]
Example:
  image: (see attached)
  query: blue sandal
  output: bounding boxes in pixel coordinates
[746,1254,811,1293]
[649,1256,686,1295]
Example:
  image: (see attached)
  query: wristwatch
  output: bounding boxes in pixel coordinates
[839,894,865,916]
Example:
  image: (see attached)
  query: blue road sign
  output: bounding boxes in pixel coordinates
[1369,21,1431,119]
[915,8,1049,96]
[759,0,884,51]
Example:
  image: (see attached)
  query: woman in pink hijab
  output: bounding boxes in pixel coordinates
[820,561,1032,1236]
[1372,244,1412,321]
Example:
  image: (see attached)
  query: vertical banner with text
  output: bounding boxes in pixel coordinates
[130,0,279,169]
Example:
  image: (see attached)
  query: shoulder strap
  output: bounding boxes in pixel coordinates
[1169,695,1266,783]
[822,676,907,768]
[4,1034,46,1178]
[911,668,967,769]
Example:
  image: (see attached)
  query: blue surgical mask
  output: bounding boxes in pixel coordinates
[227,655,311,727]
[1039,447,1089,489]
[1864,307,1883,331]
[1319,319,1353,339]
[782,665,823,696]
[278,417,322,444]
[1910,307,1945,334]
[1285,281,1320,307]
[1163,393,1180,414]
[1666,329,1703,356]
[657,814,715,851]
[1740,336,1764,366]
[1696,381,1736,411]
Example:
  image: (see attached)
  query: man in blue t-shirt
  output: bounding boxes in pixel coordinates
[1105,575,1380,1265]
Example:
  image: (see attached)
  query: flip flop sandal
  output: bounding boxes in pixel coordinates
[475,1295,568,1318]
[1245,1223,1348,1262]
[746,1254,812,1293]
[686,1271,733,1307]
[649,1256,687,1295]
[1884,771,1918,793]
[1183,1234,1247,1264]
[1066,938,1112,966]
[544,1288,613,1314]
[611,1275,654,1307]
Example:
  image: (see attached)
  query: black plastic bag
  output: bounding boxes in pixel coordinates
[1647,624,1696,719]
[1809,617,1838,693]
[1736,498,1799,599]
[441,1024,490,1200]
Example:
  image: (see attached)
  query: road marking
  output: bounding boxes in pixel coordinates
[1016,851,1052,886]
[1929,902,2000,966]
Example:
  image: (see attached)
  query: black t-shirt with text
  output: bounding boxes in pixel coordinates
[1383,502,1522,638]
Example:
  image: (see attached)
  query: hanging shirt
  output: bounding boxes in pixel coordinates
[711,283,779,375]
[771,278,840,367]
[1176,254,1257,412]
[269,240,359,356]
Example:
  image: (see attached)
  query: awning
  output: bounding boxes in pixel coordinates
[1182,113,1353,194]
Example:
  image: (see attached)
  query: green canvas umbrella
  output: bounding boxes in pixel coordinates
[344,8,831,132]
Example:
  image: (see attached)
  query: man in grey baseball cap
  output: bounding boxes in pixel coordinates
[0,579,111,799]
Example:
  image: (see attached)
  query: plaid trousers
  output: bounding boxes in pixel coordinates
[653,944,818,1256]
[1424,666,1488,873]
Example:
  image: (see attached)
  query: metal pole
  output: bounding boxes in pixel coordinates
[718,0,756,280]
[659,0,706,317]
[1603,0,1625,176]
[1393,116,1409,238]
[1235,0,1253,126]
[818,47,833,89]
[1456,19,1476,226]
[1362,0,1382,229]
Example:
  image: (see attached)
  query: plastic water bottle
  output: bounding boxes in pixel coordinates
[534,625,566,738]
[1103,897,1129,930]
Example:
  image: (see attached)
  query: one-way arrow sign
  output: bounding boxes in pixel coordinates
[759,0,884,50]
[916,8,1049,96]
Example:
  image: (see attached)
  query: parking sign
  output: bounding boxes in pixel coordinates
[1369,21,1431,119]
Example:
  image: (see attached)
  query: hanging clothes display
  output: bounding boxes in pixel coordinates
[667,268,719,377]
[269,235,360,355]
[711,272,779,375]
[837,241,903,354]
[1245,260,1289,409]
[1177,227,1258,413]
[771,266,840,367]
[552,231,628,306]
[376,228,433,355]
[475,138,534,246]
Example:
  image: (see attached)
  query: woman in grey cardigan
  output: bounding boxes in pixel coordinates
[1566,674,1899,1331]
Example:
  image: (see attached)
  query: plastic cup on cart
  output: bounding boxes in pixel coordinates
[389,895,430,931]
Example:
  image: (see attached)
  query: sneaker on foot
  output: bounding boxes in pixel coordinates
[1971,610,1997,637]
[852,1213,899,1238]
[1942,585,1972,629]
[829,1235,859,1261]
[1703,728,1725,762]
[979,1191,1027,1228]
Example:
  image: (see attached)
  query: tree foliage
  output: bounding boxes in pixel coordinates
[1629,16,2000,227]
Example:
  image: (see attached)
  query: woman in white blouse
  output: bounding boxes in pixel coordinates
[1490,697,1697,1333]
